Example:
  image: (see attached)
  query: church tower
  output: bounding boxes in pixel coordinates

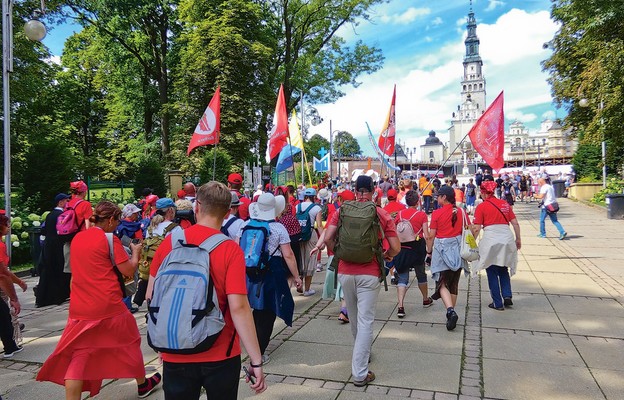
[448,2,487,162]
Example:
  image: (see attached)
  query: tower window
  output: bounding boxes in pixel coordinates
[463,85,466,91]
[479,83,483,89]
[429,151,434,158]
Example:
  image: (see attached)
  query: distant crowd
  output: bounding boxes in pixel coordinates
[0,167,569,399]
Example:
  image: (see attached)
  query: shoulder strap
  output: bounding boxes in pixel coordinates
[105,232,115,266]
[169,227,186,249]
[106,232,127,297]
[222,216,238,232]
[198,233,230,253]
[485,199,509,223]
[163,222,179,235]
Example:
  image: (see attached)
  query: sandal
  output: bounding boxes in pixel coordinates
[338,308,349,323]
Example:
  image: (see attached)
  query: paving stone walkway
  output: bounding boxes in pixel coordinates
[1,198,623,399]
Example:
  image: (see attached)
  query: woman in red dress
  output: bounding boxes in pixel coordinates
[37,201,161,399]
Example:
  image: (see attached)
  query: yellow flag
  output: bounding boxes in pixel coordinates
[288,110,304,150]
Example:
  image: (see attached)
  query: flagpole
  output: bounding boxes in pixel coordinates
[212,143,218,181]
[419,131,472,195]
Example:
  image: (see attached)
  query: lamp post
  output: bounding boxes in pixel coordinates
[3,0,47,262]
[579,97,606,189]
[330,126,342,182]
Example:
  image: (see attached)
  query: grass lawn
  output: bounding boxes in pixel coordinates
[88,187,137,204]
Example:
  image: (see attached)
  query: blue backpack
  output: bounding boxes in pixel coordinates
[296,203,315,241]
[239,219,272,279]
[147,230,229,354]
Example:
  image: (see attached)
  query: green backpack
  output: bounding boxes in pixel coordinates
[334,201,386,289]
[138,223,179,281]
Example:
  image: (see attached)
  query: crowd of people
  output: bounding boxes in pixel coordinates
[0,166,571,398]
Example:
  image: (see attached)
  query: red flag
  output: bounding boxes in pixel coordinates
[378,85,396,157]
[266,84,289,162]
[468,90,505,171]
[187,87,221,155]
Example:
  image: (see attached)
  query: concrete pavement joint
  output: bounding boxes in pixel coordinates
[459,273,484,398]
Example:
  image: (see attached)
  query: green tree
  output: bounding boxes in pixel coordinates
[305,134,329,161]
[65,0,180,158]
[542,0,624,174]
[21,139,75,213]
[174,0,275,168]
[199,148,232,185]
[258,0,385,158]
[133,158,167,198]
[335,131,361,158]
[571,143,602,181]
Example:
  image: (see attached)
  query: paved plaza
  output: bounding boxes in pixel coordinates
[1,198,623,399]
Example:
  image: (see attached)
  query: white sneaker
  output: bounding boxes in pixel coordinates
[315,264,323,272]
[303,289,316,297]
[261,354,270,365]
[3,346,23,359]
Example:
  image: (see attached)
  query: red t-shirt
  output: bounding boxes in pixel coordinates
[237,196,250,221]
[0,242,9,266]
[150,224,247,363]
[395,208,428,239]
[328,202,397,277]
[383,200,406,217]
[69,228,130,320]
[67,197,93,231]
[430,204,468,238]
[473,198,516,227]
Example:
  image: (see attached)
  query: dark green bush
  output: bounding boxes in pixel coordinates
[198,148,232,185]
[133,158,167,198]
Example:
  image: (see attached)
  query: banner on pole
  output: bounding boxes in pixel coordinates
[187,87,220,155]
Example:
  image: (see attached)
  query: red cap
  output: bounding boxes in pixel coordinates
[228,173,243,185]
[145,194,159,205]
[177,189,186,199]
[387,188,398,200]
[339,190,355,201]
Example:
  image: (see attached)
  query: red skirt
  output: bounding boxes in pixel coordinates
[36,311,145,397]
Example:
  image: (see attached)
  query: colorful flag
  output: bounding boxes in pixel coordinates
[378,85,396,157]
[288,110,304,150]
[276,144,302,173]
[468,90,505,171]
[266,84,289,162]
[187,87,220,155]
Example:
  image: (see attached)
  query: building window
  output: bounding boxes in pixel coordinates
[429,151,434,159]
[479,83,483,89]
[515,138,521,146]
[463,85,466,91]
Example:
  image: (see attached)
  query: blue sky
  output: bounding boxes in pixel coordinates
[41,0,560,159]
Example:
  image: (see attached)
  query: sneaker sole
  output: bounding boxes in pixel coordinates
[446,313,459,331]
[3,347,23,359]
[138,387,158,399]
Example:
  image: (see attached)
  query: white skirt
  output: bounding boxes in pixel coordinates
[474,224,518,276]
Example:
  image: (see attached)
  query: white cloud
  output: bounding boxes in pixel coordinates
[507,110,537,123]
[542,110,556,120]
[431,17,443,26]
[381,7,431,25]
[309,6,560,159]
[485,0,505,12]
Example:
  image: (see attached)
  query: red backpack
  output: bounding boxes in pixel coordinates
[278,205,302,237]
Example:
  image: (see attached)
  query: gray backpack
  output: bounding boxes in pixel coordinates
[147,230,229,354]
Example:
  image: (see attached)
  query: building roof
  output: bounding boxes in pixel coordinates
[424,130,442,145]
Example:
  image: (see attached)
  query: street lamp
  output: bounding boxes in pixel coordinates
[579,97,606,188]
[329,123,342,182]
[3,0,47,261]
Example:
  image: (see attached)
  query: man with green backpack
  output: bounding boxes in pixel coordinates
[315,175,400,387]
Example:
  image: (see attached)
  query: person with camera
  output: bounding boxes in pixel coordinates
[535,177,567,240]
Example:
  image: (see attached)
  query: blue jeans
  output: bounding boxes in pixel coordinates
[539,208,565,236]
[163,356,241,400]
[122,296,133,310]
[423,196,431,212]
[486,265,512,309]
